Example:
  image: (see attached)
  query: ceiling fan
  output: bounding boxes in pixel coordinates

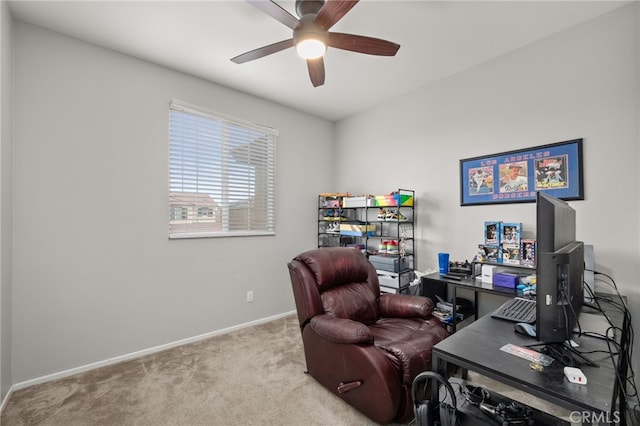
[231,0,400,87]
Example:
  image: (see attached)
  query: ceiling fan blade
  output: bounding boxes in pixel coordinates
[314,0,359,30]
[231,39,295,64]
[307,57,325,87]
[328,32,400,56]
[248,0,299,29]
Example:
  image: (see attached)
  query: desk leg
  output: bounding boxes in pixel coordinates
[451,286,457,333]
[474,291,479,320]
[431,353,447,426]
[433,352,447,379]
[435,349,468,381]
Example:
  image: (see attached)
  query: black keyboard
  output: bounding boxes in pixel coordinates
[491,297,536,323]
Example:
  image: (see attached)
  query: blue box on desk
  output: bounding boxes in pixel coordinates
[493,272,519,288]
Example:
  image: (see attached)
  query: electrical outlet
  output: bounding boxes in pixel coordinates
[247,291,254,302]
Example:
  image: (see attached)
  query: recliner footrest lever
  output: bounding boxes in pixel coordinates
[337,380,362,393]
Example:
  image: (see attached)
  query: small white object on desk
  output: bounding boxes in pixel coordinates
[481,264,497,283]
[564,366,587,385]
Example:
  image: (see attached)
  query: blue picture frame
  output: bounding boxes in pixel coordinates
[460,138,584,206]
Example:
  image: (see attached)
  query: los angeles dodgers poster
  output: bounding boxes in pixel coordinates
[460,139,584,206]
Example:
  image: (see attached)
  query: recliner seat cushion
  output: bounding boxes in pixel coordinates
[370,317,449,385]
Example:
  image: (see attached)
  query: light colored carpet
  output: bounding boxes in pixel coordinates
[1,315,377,426]
[1,314,571,425]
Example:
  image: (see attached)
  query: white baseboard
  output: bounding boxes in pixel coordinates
[9,310,296,393]
[0,385,14,415]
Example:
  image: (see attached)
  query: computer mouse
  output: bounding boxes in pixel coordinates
[514,322,537,338]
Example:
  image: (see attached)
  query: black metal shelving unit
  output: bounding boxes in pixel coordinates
[317,189,415,294]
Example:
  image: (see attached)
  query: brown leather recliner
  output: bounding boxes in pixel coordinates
[287,247,449,424]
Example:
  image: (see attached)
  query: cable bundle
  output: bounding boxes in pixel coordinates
[581,270,638,424]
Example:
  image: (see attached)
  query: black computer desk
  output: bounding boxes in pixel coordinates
[432,303,623,424]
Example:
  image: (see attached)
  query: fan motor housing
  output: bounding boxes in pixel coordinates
[295,0,324,18]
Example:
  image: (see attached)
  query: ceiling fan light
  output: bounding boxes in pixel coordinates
[295,38,326,59]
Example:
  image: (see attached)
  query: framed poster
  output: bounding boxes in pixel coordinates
[460,139,583,206]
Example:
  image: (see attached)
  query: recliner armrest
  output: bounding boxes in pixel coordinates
[310,314,374,344]
[378,294,434,319]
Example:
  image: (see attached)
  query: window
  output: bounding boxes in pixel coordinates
[170,206,188,221]
[169,100,277,238]
[197,207,214,218]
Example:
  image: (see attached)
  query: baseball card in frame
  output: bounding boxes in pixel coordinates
[460,138,584,206]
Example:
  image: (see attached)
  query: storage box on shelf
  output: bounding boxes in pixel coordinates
[374,192,414,207]
[369,254,411,273]
[342,195,374,208]
[339,223,376,237]
[377,270,413,288]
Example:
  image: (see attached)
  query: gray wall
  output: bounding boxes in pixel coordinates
[10,21,334,384]
[335,3,640,358]
[1,0,14,400]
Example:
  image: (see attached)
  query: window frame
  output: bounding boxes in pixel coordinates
[168,99,277,239]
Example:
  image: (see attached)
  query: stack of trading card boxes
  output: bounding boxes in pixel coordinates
[480,221,536,267]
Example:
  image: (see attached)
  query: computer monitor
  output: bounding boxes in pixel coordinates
[535,192,584,343]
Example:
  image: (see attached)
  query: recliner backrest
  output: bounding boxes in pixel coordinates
[321,281,379,325]
[290,248,381,325]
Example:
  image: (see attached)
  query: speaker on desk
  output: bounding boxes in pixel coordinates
[412,371,458,426]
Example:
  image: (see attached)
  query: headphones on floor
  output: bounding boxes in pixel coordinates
[412,371,457,426]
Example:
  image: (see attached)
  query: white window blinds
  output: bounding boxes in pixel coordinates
[169,100,277,239]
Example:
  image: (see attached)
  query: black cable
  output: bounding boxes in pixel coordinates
[552,283,606,369]
[560,286,576,336]
[588,269,638,424]
[566,286,619,366]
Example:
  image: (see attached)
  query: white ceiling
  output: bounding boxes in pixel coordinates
[7,0,631,121]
